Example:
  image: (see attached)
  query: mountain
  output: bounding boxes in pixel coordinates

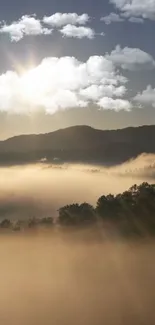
[0,125,155,166]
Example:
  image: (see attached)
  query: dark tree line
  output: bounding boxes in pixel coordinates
[58,203,96,226]
[1,182,155,236]
[57,182,155,236]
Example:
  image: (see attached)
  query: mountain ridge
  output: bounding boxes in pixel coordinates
[0,124,155,166]
[2,124,154,142]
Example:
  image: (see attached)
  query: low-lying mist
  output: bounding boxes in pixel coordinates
[0,153,155,220]
[1,154,155,324]
[1,232,155,325]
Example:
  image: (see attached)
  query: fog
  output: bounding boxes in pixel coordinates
[0,232,155,325]
[0,153,155,220]
[1,155,155,324]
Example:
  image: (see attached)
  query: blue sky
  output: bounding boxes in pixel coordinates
[0,0,155,138]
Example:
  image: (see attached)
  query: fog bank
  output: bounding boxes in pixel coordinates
[0,233,155,325]
[0,153,155,220]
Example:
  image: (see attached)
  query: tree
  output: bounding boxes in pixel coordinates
[79,203,96,224]
[58,204,80,226]
[28,217,38,228]
[40,217,54,226]
[0,219,12,229]
[96,194,121,221]
[133,183,155,234]
[58,203,95,226]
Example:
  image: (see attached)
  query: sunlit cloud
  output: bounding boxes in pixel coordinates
[0,13,100,41]
[0,54,131,114]
[0,43,153,113]
[134,85,155,108]
[59,25,95,39]
[0,15,52,41]
[98,97,132,111]
[79,84,126,100]
[43,12,90,27]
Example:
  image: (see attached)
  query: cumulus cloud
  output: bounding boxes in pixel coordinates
[128,17,144,23]
[0,54,131,114]
[101,13,124,24]
[98,97,131,111]
[107,45,155,70]
[43,12,90,27]
[0,15,52,41]
[0,13,99,41]
[79,85,126,101]
[134,85,155,107]
[59,25,95,39]
[110,0,155,21]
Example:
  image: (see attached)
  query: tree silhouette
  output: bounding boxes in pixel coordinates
[58,203,95,226]
[0,182,155,236]
[0,219,12,229]
[96,194,121,221]
[40,217,53,226]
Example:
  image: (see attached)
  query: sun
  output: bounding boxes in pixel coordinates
[19,66,44,102]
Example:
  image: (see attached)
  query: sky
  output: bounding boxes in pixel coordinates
[0,0,155,138]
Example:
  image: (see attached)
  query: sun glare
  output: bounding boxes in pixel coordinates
[19,66,45,104]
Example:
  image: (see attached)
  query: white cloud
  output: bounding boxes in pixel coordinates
[106,45,155,70]
[59,25,95,39]
[79,84,126,101]
[0,55,130,114]
[100,32,105,36]
[43,13,90,27]
[0,15,52,41]
[128,17,144,23]
[101,13,124,24]
[134,85,155,107]
[110,0,155,20]
[98,97,132,111]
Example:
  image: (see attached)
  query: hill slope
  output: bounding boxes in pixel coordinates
[0,125,155,165]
